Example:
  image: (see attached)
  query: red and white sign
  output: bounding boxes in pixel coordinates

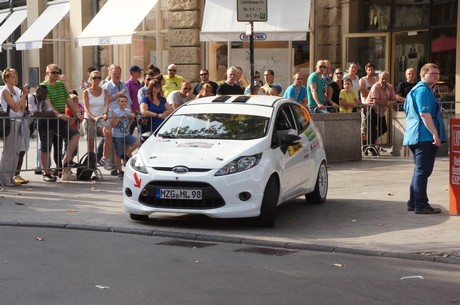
[449,120,460,214]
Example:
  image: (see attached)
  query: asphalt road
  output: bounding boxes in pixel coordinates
[1,226,460,305]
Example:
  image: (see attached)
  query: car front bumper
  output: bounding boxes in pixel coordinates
[122,164,270,219]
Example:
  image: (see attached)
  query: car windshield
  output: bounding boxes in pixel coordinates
[157,113,270,140]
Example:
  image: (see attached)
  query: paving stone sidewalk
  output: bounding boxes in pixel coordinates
[1,155,459,263]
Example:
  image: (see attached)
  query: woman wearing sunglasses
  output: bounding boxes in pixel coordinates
[82,70,113,171]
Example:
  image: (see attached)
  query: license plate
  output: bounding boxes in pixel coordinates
[155,188,202,200]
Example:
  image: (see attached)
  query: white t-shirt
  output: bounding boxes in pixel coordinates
[0,86,22,118]
[84,89,106,119]
[167,90,194,108]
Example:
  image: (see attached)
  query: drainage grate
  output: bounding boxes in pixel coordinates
[234,247,297,257]
[156,240,216,249]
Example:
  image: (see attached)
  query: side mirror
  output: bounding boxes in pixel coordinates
[280,133,301,154]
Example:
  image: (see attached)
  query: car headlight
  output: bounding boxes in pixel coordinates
[215,153,262,176]
[129,154,148,174]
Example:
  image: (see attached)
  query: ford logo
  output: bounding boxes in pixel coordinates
[172,166,189,174]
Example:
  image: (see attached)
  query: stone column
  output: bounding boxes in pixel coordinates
[168,0,201,82]
[69,0,94,93]
[315,0,342,67]
[23,0,47,83]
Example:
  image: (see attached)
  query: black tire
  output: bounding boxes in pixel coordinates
[305,161,328,204]
[130,213,149,221]
[257,176,279,227]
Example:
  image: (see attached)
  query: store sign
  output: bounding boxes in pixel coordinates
[239,33,267,41]
[449,119,460,214]
[237,0,268,22]
[98,37,112,45]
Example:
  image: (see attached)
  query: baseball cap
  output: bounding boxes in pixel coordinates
[269,83,282,93]
[68,89,78,96]
[129,65,143,73]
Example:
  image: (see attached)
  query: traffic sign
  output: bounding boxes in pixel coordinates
[237,0,267,22]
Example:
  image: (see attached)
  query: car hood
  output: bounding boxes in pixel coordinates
[139,138,266,169]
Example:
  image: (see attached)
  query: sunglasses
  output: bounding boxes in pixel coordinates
[254,76,260,79]
[146,78,153,82]
[49,71,60,75]
[91,76,102,80]
[169,69,176,72]
[183,87,192,90]
[335,72,343,75]
[319,66,327,69]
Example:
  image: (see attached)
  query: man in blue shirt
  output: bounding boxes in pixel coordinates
[403,63,446,214]
[283,72,307,107]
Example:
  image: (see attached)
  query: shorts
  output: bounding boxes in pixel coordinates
[113,135,138,156]
[82,118,110,140]
[38,119,79,153]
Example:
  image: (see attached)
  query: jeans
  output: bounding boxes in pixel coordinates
[308,105,329,114]
[366,108,387,145]
[408,142,438,210]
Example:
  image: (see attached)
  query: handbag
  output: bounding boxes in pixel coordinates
[0,105,11,139]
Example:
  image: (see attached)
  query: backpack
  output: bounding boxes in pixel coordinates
[76,152,97,181]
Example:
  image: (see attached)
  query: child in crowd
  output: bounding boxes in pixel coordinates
[269,83,282,96]
[339,78,359,113]
[111,95,141,178]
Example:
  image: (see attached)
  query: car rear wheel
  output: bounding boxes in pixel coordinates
[305,161,328,204]
[257,176,279,227]
[130,213,149,221]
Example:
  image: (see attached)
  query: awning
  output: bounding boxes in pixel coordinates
[200,0,311,41]
[0,10,10,24]
[0,7,27,51]
[15,1,70,51]
[76,0,158,47]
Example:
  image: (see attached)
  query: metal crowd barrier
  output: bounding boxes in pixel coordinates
[360,104,389,157]
[0,115,146,184]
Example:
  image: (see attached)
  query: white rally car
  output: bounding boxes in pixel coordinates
[123,95,328,226]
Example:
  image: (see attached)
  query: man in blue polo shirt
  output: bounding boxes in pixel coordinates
[403,63,446,214]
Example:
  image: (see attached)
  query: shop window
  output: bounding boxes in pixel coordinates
[230,41,292,91]
[394,0,429,28]
[431,27,456,103]
[129,0,168,73]
[432,0,458,26]
[361,0,391,31]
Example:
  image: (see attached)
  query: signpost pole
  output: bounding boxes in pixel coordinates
[237,0,267,95]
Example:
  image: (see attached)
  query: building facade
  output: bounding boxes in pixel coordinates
[0,0,458,105]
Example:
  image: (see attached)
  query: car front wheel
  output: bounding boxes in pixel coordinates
[256,176,279,227]
[305,161,328,203]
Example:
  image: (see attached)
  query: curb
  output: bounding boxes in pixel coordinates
[2,221,459,265]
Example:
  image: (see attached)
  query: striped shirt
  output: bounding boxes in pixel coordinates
[41,80,69,114]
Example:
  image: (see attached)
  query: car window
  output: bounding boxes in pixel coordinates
[290,104,311,133]
[272,107,296,147]
[157,113,270,140]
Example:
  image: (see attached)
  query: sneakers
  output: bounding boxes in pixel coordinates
[99,157,112,171]
[117,170,124,178]
[43,173,57,182]
[61,171,76,182]
[13,175,29,184]
[110,169,118,176]
[414,206,441,214]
